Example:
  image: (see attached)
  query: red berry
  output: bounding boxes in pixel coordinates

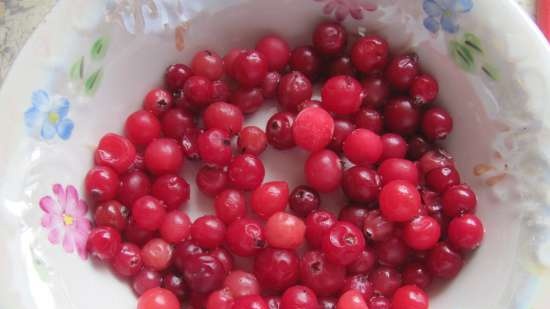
[363,209,395,242]
[385,53,419,91]
[305,150,343,193]
[190,215,226,249]
[354,107,383,134]
[191,50,224,80]
[113,242,143,277]
[207,288,234,309]
[266,296,282,309]
[163,273,188,299]
[203,102,244,135]
[124,220,155,246]
[261,71,281,99]
[343,129,383,165]
[361,76,390,108]
[94,133,136,174]
[426,242,463,279]
[281,286,320,309]
[351,35,389,73]
[383,97,420,136]
[313,21,347,56]
[132,195,166,231]
[338,206,369,230]
[161,108,195,139]
[251,181,290,219]
[224,48,248,77]
[320,298,337,309]
[378,158,419,185]
[238,126,268,156]
[181,128,202,160]
[87,226,121,261]
[266,112,296,149]
[379,180,420,222]
[214,189,247,224]
[228,154,265,191]
[300,250,346,297]
[212,247,234,274]
[402,263,432,289]
[233,295,269,309]
[375,235,410,267]
[336,290,368,309]
[305,210,337,248]
[184,76,213,108]
[403,215,441,250]
[418,149,455,174]
[212,79,231,102]
[447,214,484,250]
[322,222,365,266]
[410,74,439,105]
[226,218,266,256]
[391,285,429,309]
[421,106,453,141]
[196,165,228,196]
[165,64,193,91]
[368,266,402,297]
[265,212,306,250]
[256,35,291,71]
[224,270,260,297]
[347,248,377,275]
[85,166,119,203]
[151,174,190,211]
[425,166,461,193]
[380,133,408,160]
[160,210,191,243]
[342,166,381,203]
[289,46,321,80]
[328,56,355,77]
[133,268,162,296]
[143,88,173,116]
[144,138,184,175]
[293,107,335,152]
[329,119,356,153]
[442,184,477,217]
[254,248,299,292]
[197,128,233,166]
[94,200,129,231]
[231,87,265,114]
[125,110,161,146]
[173,240,205,272]
[407,136,432,161]
[183,254,225,293]
[141,238,173,271]
[367,295,390,309]
[137,288,180,309]
[234,50,269,87]
[278,71,313,112]
[321,75,362,115]
[289,185,321,217]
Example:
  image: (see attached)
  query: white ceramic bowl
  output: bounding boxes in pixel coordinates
[1,0,550,308]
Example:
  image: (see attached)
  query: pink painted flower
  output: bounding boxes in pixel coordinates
[39,184,91,260]
[315,0,377,21]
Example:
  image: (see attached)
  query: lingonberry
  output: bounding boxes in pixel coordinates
[305,210,337,248]
[321,75,362,115]
[266,112,296,149]
[379,180,420,222]
[141,238,173,271]
[151,174,190,210]
[261,71,281,99]
[183,253,225,293]
[289,185,321,217]
[403,215,441,250]
[165,64,193,91]
[228,154,265,191]
[163,273,188,299]
[338,206,369,230]
[442,184,477,217]
[418,148,455,174]
[224,48,248,77]
[391,285,429,309]
[144,138,184,175]
[254,248,299,292]
[133,268,162,296]
[363,209,395,242]
[124,219,155,246]
[278,71,313,112]
[402,263,432,289]
[425,166,461,193]
[343,129,383,165]
[214,189,246,224]
[426,242,463,279]
[132,195,166,231]
[322,222,365,266]
[342,275,374,300]
[226,218,266,257]
[196,165,228,196]
[313,21,347,56]
[197,128,233,166]
[383,97,420,136]
[347,248,377,275]
[85,166,120,203]
[238,126,268,156]
[380,133,408,160]
[203,102,244,135]
[125,110,161,146]
[231,87,265,114]
[94,200,129,231]
[362,76,390,108]
[190,215,226,249]
[160,210,191,244]
[351,35,389,74]
[328,56,355,77]
[256,35,291,71]
[374,236,410,267]
[385,53,419,91]
[342,166,381,203]
[137,288,180,309]
[300,250,346,297]
[407,135,432,161]
[206,288,234,309]
[280,286,320,309]
[233,295,269,309]
[112,242,143,277]
[289,46,321,80]
[172,240,205,272]
[211,247,234,274]
[212,79,231,102]
[378,158,419,185]
[143,88,173,116]
[368,266,402,297]
[184,75,213,108]
[293,107,335,152]
[265,212,306,250]
[251,181,290,219]
[161,108,195,139]
[354,107,383,134]
[94,133,136,174]
[447,214,484,250]
[234,50,269,87]
[224,270,260,297]
[336,290,368,309]
[87,226,122,261]
[410,74,439,105]
[191,50,224,80]
[305,150,343,193]
[422,106,454,141]
[330,119,356,153]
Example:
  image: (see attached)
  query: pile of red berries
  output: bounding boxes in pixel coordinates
[84,21,484,309]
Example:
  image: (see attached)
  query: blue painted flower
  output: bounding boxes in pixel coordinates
[24,90,74,140]
[423,0,473,34]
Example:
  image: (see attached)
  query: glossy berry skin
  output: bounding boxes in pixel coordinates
[212,80,231,102]
[278,71,313,112]
[354,107,383,134]
[212,247,234,274]
[172,240,206,272]
[233,295,269,309]
[191,50,224,80]
[266,112,296,149]
[203,102,243,136]
[197,128,233,166]
[378,158,419,185]
[228,154,265,191]
[402,263,432,289]
[426,242,463,279]
[112,242,143,277]
[368,266,402,297]
[224,48,248,77]
[151,174,190,211]
[234,50,269,87]
[367,295,390,309]
[321,75,362,115]
[231,87,265,114]
[181,129,202,160]
[418,149,455,174]
[313,21,347,56]
[207,288,234,309]
[403,215,441,250]
[410,74,439,105]
[447,214,484,250]
[144,138,184,175]
[379,180,421,222]
[293,107,335,152]
[391,285,429,309]
[322,222,365,266]
[407,136,432,161]
[265,212,306,250]
[319,297,337,309]
[261,71,281,98]
[238,126,268,156]
[442,184,477,217]
[224,270,260,297]
[328,56,355,77]
[125,110,161,146]
[163,273,188,299]
[215,189,246,224]
[143,88,173,116]
[226,218,266,257]
[251,181,290,219]
[184,76,213,108]
[305,150,343,193]
[256,35,291,71]
[137,288,180,309]
[305,210,337,248]
[347,248,377,275]
[132,195,167,231]
[94,200,129,231]
[342,166,381,203]
[196,165,228,197]
[165,64,193,91]
[124,220,155,247]
[300,250,346,297]
[297,99,322,112]
[351,35,389,73]
[133,268,162,296]
[280,286,320,309]
[161,108,195,139]
[254,248,300,292]
[190,215,226,249]
[384,97,420,136]
[338,206,369,230]
[289,46,321,80]
[380,133,408,160]
[183,254,225,293]
[425,166,461,193]
[363,209,395,242]
[336,290,368,309]
[160,210,191,243]
[329,119,355,153]
[141,238,173,271]
[85,166,119,203]
[375,236,409,267]
[343,129,383,165]
[421,106,453,141]
[94,133,136,174]
[289,185,320,217]
[87,226,122,261]
[362,76,390,108]
[343,275,374,300]
[385,53,419,91]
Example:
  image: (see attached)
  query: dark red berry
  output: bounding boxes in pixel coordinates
[254,248,299,292]
[228,154,265,191]
[306,210,337,248]
[161,108,195,139]
[94,200,129,231]
[351,35,389,74]
[385,53,419,91]
[342,166,381,203]
[426,242,463,279]
[112,242,143,277]
[289,46,321,80]
[184,76,213,108]
[196,165,228,196]
[151,174,190,211]
[421,106,453,141]
[231,87,265,114]
[442,184,477,217]
[447,214,484,250]
[87,226,122,261]
[384,97,420,136]
[85,166,119,203]
[362,76,390,108]
[363,209,395,242]
[262,71,282,99]
[183,254,225,293]
[322,222,365,266]
[225,218,266,257]
[330,118,356,153]
[368,266,402,297]
[410,74,438,105]
[132,195,166,231]
[300,250,346,297]
[238,126,268,156]
[256,35,291,71]
[234,50,269,87]
[354,107,383,134]
[197,128,233,167]
[266,112,296,150]
[380,133,408,160]
[321,75,362,115]
[165,64,193,91]
[143,88,173,116]
[203,102,244,135]
[313,21,347,56]
[277,71,313,112]
[289,185,320,217]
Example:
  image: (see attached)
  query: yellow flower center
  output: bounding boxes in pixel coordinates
[63,214,74,226]
[48,112,60,124]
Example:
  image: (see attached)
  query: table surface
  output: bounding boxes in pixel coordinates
[0,0,537,84]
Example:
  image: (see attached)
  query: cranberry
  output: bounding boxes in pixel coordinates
[181,128,202,160]
[125,110,161,146]
[427,242,463,279]
[233,295,269,309]
[224,48,248,77]
[328,56,355,77]
[342,166,381,203]
[300,250,346,297]
[160,210,191,244]
[289,185,320,217]
[347,248,377,275]
[173,240,205,272]
[228,154,265,191]
[214,189,246,224]
[143,88,173,116]
[367,296,390,309]
[402,263,432,289]
[407,136,432,161]
[234,50,269,87]
[391,285,429,309]
[144,138,184,175]
[254,248,299,292]
[362,76,390,108]
[313,21,347,56]
[293,107,335,152]
[165,64,193,91]
[112,242,143,277]
[379,180,420,222]
[224,270,260,297]
[363,209,395,242]
[375,236,409,267]
[85,166,119,203]
[343,275,374,300]
[190,215,226,249]
[380,133,408,160]
[212,247,234,274]
[305,210,337,248]
[385,53,419,91]
[184,76,213,108]
[251,181,289,219]
[265,212,306,250]
[354,107,383,134]
[305,150,343,193]
[281,286,320,309]
[226,218,266,256]
[137,288,180,309]
[163,273,188,299]
[277,71,313,112]
[183,254,225,293]
[339,206,369,230]
[207,288,234,309]
[94,200,129,231]
[321,75,362,115]
[151,174,189,210]
[343,129,383,165]
[212,80,231,102]
[142,238,173,271]
[203,102,244,135]
[448,214,484,250]
[330,119,356,153]
[227,87,263,115]
[261,71,282,99]
[442,184,477,217]
[133,268,162,296]
[238,126,268,156]
[256,35,291,71]
[196,165,228,196]
[426,166,461,193]
[384,97,420,136]
[197,128,233,166]
[124,220,155,246]
[368,266,402,297]
[161,108,195,139]
[266,112,296,149]
[418,149,455,174]
[132,195,166,231]
[191,50,224,80]
[322,222,365,266]
[421,106,453,140]
[289,46,321,80]
[351,35,389,73]
[87,226,121,261]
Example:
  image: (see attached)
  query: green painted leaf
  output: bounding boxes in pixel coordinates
[463,32,483,54]
[69,56,84,80]
[90,37,108,61]
[84,68,103,96]
[482,63,500,81]
[449,40,475,72]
